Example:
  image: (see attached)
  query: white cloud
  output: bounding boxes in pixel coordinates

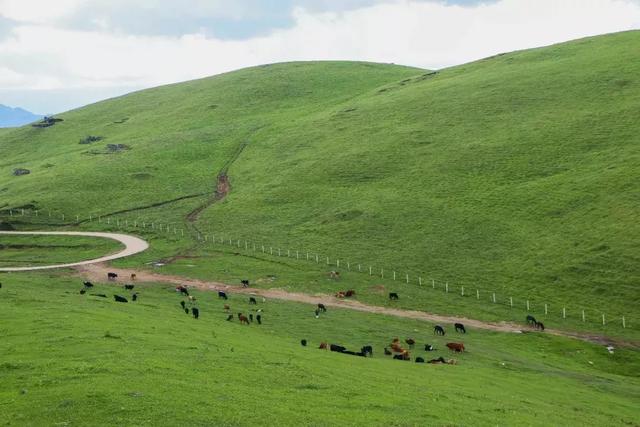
[0,0,639,113]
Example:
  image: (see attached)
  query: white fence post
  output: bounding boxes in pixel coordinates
[476,289,480,300]
[461,286,464,296]
[358,264,361,272]
[492,293,496,303]
[582,310,585,322]
[445,282,449,293]
[622,316,626,328]
[369,266,372,276]
[510,297,513,307]
[432,279,435,289]
[545,304,548,315]
[406,273,409,284]
[393,271,396,281]
[419,277,422,286]
[602,314,606,325]
[563,307,566,319]
[316,254,319,263]
[381,269,384,279]
[336,259,340,267]
[526,300,530,311]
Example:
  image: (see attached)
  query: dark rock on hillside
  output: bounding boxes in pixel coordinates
[12,168,30,176]
[79,135,104,144]
[106,144,130,152]
[32,116,63,128]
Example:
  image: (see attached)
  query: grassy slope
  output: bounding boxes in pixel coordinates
[0,274,638,426]
[0,32,638,325]
[0,235,124,267]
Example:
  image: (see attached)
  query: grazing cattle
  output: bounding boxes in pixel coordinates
[454,323,466,334]
[391,343,404,353]
[176,286,189,296]
[107,272,118,281]
[241,279,249,288]
[249,297,257,305]
[180,301,186,309]
[319,342,328,350]
[335,291,346,298]
[130,274,137,281]
[345,290,356,297]
[256,314,262,325]
[415,357,425,363]
[425,344,435,352]
[446,342,465,353]
[393,352,410,361]
[389,292,399,300]
[239,315,250,325]
[535,321,545,331]
[317,303,327,312]
[83,281,93,288]
[405,338,416,348]
[361,345,373,357]
[330,344,346,353]
[384,347,392,356]
[132,293,138,302]
[184,308,189,314]
[218,291,228,300]
[188,295,196,303]
[314,308,320,318]
[192,307,199,319]
[249,314,254,322]
[124,284,134,290]
[434,325,445,336]
[428,356,447,364]
[329,271,340,279]
[80,289,86,295]
[526,315,537,325]
[224,304,230,311]
[114,295,128,303]
[226,314,234,321]
[301,339,307,347]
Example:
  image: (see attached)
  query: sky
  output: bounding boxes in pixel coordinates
[0,0,639,114]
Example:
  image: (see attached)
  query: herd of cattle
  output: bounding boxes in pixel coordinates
[73,270,548,366]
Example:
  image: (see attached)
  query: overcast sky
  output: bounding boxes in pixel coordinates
[1,0,639,114]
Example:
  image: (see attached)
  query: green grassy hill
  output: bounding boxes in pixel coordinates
[1,31,638,328]
[1,274,638,426]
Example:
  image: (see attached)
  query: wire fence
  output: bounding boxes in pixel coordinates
[0,206,633,331]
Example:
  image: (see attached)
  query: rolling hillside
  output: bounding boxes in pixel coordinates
[0,31,638,322]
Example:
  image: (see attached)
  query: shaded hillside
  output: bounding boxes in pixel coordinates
[0,32,639,314]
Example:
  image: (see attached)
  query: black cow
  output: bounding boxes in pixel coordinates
[361,345,373,357]
[114,295,128,303]
[180,301,186,309]
[124,284,134,290]
[454,323,466,334]
[192,307,199,319]
[393,354,409,361]
[317,303,327,312]
[249,297,257,304]
[80,289,86,295]
[301,339,308,347]
[330,344,346,353]
[184,308,189,314]
[389,292,399,300]
[176,286,189,296]
[218,291,228,300]
[434,325,445,335]
[425,344,435,351]
[107,272,118,281]
[314,308,320,318]
[256,314,262,325]
[415,357,425,363]
[241,279,249,288]
[526,315,537,325]
[249,314,254,322]
[132,293,138,302]
[536,321,545,331]
[83,281,94,288]
[226,314,233,321]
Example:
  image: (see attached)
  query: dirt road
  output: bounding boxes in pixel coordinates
[75,263,636,348]
[0,231,149,272]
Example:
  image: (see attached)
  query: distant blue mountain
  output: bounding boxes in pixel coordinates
[0,104,43,128]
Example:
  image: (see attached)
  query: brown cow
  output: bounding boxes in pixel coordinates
[130,273,137,281]
[446,342,465,353]
[405,338,415,348]
[239,315,250,325]
[319,342,328,350]
[224,304,230,311]
[335,291,346,298]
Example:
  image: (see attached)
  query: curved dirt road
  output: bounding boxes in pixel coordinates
[0,231,149,271]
